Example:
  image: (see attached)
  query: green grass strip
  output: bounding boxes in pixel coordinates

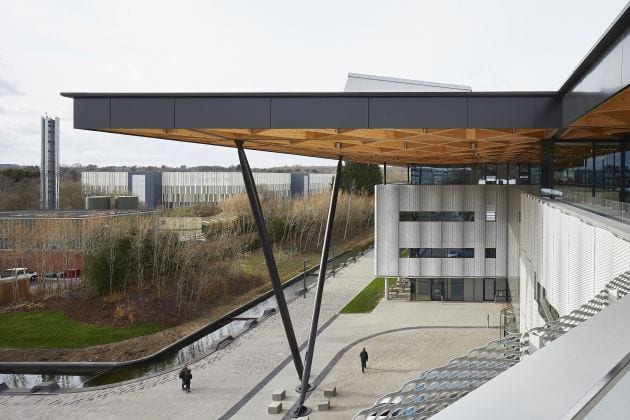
[340,277,385,314]
[0,310,164,349]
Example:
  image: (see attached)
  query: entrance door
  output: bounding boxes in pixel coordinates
[416,279,431,301]
[484,278,495,301]
[431,279,444,301]
[448,279,464,301]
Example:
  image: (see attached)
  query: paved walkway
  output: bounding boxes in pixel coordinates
[241,300,502,419]
[0,251,503,419]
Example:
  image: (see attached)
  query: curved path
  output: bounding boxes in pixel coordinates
[0,251,503,419]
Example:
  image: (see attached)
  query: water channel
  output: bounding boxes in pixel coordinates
[0,250,364,390]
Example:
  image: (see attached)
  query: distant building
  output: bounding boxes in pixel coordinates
[81,171,161,209]
[40,116,60,210]
[81,171,335,209]
[290,173,334,197]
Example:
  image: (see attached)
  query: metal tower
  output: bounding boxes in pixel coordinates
[40,115,59,210]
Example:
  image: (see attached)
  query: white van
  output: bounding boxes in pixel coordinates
[0,268,38,282]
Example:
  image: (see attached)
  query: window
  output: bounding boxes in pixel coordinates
[418,248,431,258]
[399,248,474,258]
[399,211,475,222]
[431,248,447,258]
[486,205,496,222]
[485,248,496,258]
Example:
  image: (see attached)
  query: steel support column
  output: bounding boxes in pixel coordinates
[235,140,304,380]
[383,162,387,184]
[291,158,342,418]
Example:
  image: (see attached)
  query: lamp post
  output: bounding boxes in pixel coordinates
[303,259,308,297]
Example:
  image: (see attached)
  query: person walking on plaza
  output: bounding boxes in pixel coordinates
[360,348,369,373]
[179,363,192,392]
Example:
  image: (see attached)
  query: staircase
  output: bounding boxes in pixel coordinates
[388,278,411,300]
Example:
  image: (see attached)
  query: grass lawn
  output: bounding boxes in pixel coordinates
[0,311,164,349]
[340,277,385,313]
[240,249,323,281]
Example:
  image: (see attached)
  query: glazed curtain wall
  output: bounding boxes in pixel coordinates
[549,140,630,202]
[410,163,540,186]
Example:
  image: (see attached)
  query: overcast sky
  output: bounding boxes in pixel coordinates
[1,0,628,168]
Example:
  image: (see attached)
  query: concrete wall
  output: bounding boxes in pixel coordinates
[519,194,630,331]
[375,184,526,279]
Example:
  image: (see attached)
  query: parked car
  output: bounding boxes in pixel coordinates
[0,268,38,282]
[44,272,65,279]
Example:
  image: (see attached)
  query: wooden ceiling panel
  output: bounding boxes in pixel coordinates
[105,126,546,165]
[564,86,630,140]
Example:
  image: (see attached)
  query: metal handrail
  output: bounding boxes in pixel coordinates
[558,189,630,224]
[560,351,630,419]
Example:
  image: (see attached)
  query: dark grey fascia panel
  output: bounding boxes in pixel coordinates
[533,96,562,127]
[67,93,563,130]
[175,97,270,128]
[111,97,174,129]
[270,97,368,128]
[368,97,467,128]
[74,98,110,129]
[468,96,536,128]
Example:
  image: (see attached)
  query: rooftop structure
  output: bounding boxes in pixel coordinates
[344,73,471,93]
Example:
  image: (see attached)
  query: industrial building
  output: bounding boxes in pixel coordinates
[62,3,630,418]
[81,171,334,209]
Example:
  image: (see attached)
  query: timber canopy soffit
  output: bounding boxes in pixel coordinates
[59,88,630,165]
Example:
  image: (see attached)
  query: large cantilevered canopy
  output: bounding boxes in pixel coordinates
[62,91,560,165]
[62,4,630,165]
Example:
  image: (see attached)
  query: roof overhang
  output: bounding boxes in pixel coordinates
[61,92,559,164]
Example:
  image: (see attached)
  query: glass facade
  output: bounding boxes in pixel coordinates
[399,211,474,222]
[410,163,539,185]
[410,278,507,301]
[409,142,629,203]
[399,248,474,258]
[550,140,629,202]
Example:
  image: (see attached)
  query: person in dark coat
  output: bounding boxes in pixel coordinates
[360,348,369,373]
[179,363,192,392]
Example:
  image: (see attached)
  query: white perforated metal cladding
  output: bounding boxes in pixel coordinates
[374,185,517,279]
[519,194,630,332]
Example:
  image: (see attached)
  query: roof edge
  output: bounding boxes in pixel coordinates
[60,91,556,98]
[559,2,630,93]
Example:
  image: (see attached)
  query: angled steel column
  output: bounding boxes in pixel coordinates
[235,140,304,380]
[291,158,342,417]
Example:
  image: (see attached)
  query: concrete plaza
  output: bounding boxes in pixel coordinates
[0,250,502,419]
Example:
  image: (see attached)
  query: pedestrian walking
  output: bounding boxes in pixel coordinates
[179,363,192,392]
[360,347,369,373]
